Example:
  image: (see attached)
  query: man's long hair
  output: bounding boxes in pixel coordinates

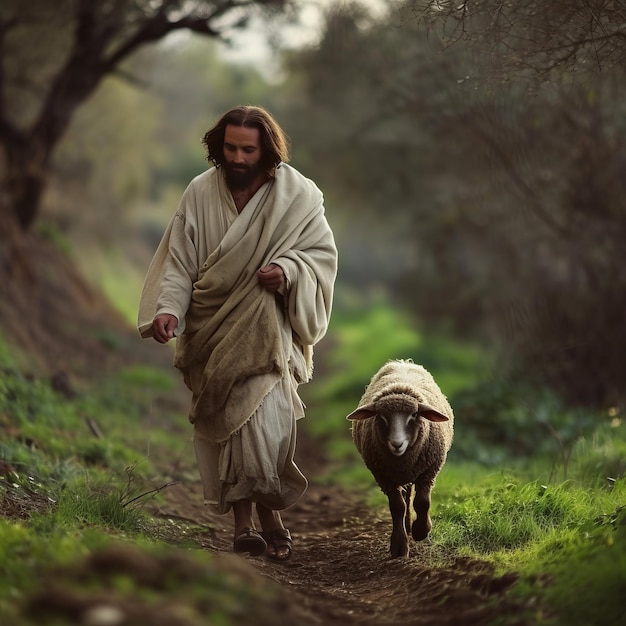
[202,105,290,177]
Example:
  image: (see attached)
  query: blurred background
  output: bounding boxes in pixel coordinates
[1,0,625,465]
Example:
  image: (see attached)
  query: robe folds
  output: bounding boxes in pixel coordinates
[137,163,338,444]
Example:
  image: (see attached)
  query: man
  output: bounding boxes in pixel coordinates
[138,106,337,561]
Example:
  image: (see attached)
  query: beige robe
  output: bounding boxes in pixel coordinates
[137,163,337,513]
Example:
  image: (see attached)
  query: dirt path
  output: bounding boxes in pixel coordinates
[2,239,523,626]
[155,436,524,626]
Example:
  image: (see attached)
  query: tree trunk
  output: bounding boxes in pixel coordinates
[1,139,46,231]
[0,1,280,231]
[0,52,106,231]
[0,201,33,282]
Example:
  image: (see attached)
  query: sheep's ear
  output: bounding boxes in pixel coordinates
[418,403,449,422]
[346,405,378,420]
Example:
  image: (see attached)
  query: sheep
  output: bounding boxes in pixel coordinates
[347,359,454,558]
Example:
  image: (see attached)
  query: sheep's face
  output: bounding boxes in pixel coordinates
[347,392,449,455]
[375,412,420,457]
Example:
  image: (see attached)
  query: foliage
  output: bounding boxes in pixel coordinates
[280,2,626,409]
[0,521,103,605]
[432,471,626,625]
[0,345,183,507]
[301,288,489,452]
[534,505,626,626]
[48,69,165,246]
[406,0,626,81]
[301,297,626,624]
[0,340,288,626]
[433,475,618,554]
[450,381,622,472]
[569,420,626,488]
[0,360,183,485]
[0,360,185,552]
[0,0,296,230]
[0,522,280,626]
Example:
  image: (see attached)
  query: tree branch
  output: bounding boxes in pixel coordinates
[0,0,291,229]
[102,0,273,69]
[414,0,626,77]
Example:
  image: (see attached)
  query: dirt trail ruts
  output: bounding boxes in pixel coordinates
[1,235,524,626]
[158,473,523,626]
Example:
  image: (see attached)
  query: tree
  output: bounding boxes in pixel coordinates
[284,2,626,407]
[402,0,626,81]
[0,0,291,232]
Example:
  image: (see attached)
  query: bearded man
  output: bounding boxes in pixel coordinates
[138,105,338,561]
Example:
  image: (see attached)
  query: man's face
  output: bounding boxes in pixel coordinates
[223,124,263,190]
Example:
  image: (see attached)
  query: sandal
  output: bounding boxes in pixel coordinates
[260,528,293,561]
[233,528,267,557]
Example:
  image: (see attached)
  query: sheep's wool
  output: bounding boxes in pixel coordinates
[373,393,420,415]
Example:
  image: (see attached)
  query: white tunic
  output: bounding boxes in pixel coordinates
[192,368,307,513]
[138,165,336,514]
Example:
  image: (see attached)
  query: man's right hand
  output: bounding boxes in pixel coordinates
[152,314,178,344]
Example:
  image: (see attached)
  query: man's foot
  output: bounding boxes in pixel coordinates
[260,528,292,561]
[233,528,267,557]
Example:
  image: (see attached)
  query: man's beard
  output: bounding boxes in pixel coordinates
[223,161,262,190]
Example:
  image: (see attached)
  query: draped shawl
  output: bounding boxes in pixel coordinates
[137,164,337,442]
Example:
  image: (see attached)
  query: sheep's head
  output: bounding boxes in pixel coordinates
[346,393,449,457]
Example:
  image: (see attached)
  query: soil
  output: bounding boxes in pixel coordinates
[1,231,527,626]
[150,435,525,626]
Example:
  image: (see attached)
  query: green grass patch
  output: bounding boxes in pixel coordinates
[432,475,619,554]
[2,281,625,626]
[0,338,286,626]
[297,297,626,625]
[302,288,491,445]
[531,505,626,626]
[81,247,147,326]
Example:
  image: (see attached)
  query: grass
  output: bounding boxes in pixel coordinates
[324,433,625,626]
[299,291,626,626]
[0,337,299,625]
[0,334,250,625]
[318,418,626,626]
[90,247,147,326]
[1,290,625,625]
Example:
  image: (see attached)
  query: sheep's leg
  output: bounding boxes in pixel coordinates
[411,473,436,541]
[388,487,409,558]
[403,484,413,536]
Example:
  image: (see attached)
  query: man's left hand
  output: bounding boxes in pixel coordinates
[257,263,284,293]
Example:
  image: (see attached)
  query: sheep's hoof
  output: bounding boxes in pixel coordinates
[412,518,431,541]
[390,546,409,559]
[390,537,409,558]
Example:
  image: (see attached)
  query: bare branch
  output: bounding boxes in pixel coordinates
[406,0,626,79]
[0,0,294,229]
